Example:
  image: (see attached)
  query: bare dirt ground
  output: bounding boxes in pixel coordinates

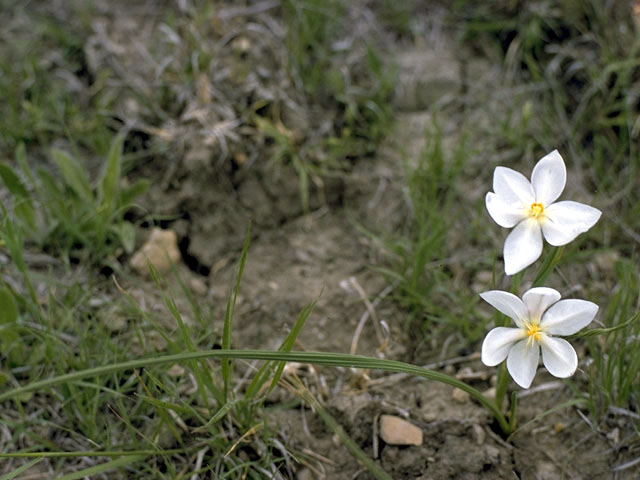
[5,1,638,478]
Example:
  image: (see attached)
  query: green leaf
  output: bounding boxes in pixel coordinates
[15,142,36,185]
[0,287,22,364]
[222,223,251,399]
[52,149,93,202]
[572,312,640,339]
[111,222,136,254]
[0,163,36,230]
[55,455,145,480]
[119,179,150,208]
[0,287,18,325]
[245,298,317,399]
[99,135,124,216]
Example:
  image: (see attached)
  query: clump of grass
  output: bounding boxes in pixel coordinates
[0,136,148,266]
[371,121,490,352]
[0,226,403,478]
[585,258,640,421]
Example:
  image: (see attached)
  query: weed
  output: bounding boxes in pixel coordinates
[585,258,640,420]
[0,137,148,266]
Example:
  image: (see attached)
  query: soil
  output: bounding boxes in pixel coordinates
[4,1,639,479]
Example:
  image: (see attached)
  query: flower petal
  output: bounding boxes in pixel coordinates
[540,299,598,335]
[522,287,561,322]
[506,339,539,388]
[481,327,527,366]
[493,166,535,208]
[479,291,529,328]
[531,150,566,206]
[541,201,602,246]
[486,192,528,228]
[539,335,578,378]
[503,218,543,275]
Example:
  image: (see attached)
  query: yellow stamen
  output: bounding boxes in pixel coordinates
[529,202,544,218]
[526,323,542,342]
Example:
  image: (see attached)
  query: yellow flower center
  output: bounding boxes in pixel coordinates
[529,202,545,218]
[526,323,542,343]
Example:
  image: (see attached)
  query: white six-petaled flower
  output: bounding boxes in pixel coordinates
[486,150,602,275]
[480,287,598,388]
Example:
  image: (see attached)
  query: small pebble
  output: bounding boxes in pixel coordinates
[296,468,314,480]
[452,388,470,403]
[472,424,486,445]
[167,364,185,377]
[379,414,423,446]
[483,387,496,401]
[130,228,181,275]
[189,277,208,296]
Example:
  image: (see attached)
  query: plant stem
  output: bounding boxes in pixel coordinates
[494,362,509,412]
[532,246,564,287]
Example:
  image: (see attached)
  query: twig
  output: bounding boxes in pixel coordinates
[349,278,392,355]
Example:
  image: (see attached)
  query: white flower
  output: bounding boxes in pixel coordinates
[480,287,598,388]
[486,150,601,275]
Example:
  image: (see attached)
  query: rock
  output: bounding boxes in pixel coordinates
[452,388,470,403]
[104,313,126,332]
[296,468,314,480]
[130,228,181,275]
[483,387,496,401]
[379,414,423,446]
[167,364,185,377]
[189,277,208,296]
[102,305,126,332]
[594,251,619,273]
[472,424,486,445]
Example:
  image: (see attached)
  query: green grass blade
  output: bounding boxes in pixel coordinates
[0,162,36,230]
[222,224,251,399]
[147,260,222,407]
[0,458,42,480]
[244,299,317,400]
[119,179,150,208]
[51,149,93,202]
[267,299,317,395]
[532,246,564,287]
[507,398,587,441]
[99,134,123,216]
[0,349,511,434]
[55,455,145,480]
[15,143,36,185]
[573,312,640,339]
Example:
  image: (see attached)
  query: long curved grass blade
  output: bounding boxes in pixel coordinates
[572,312,639,339]
[0,349,511,434]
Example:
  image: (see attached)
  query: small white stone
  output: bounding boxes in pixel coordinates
[452,388,470,403]
[167,364,185,377]
[189,277,208,296]
[130,228,181,275]
[484,387,496,401]
[379,415,423,446]
[472,424,486,445]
